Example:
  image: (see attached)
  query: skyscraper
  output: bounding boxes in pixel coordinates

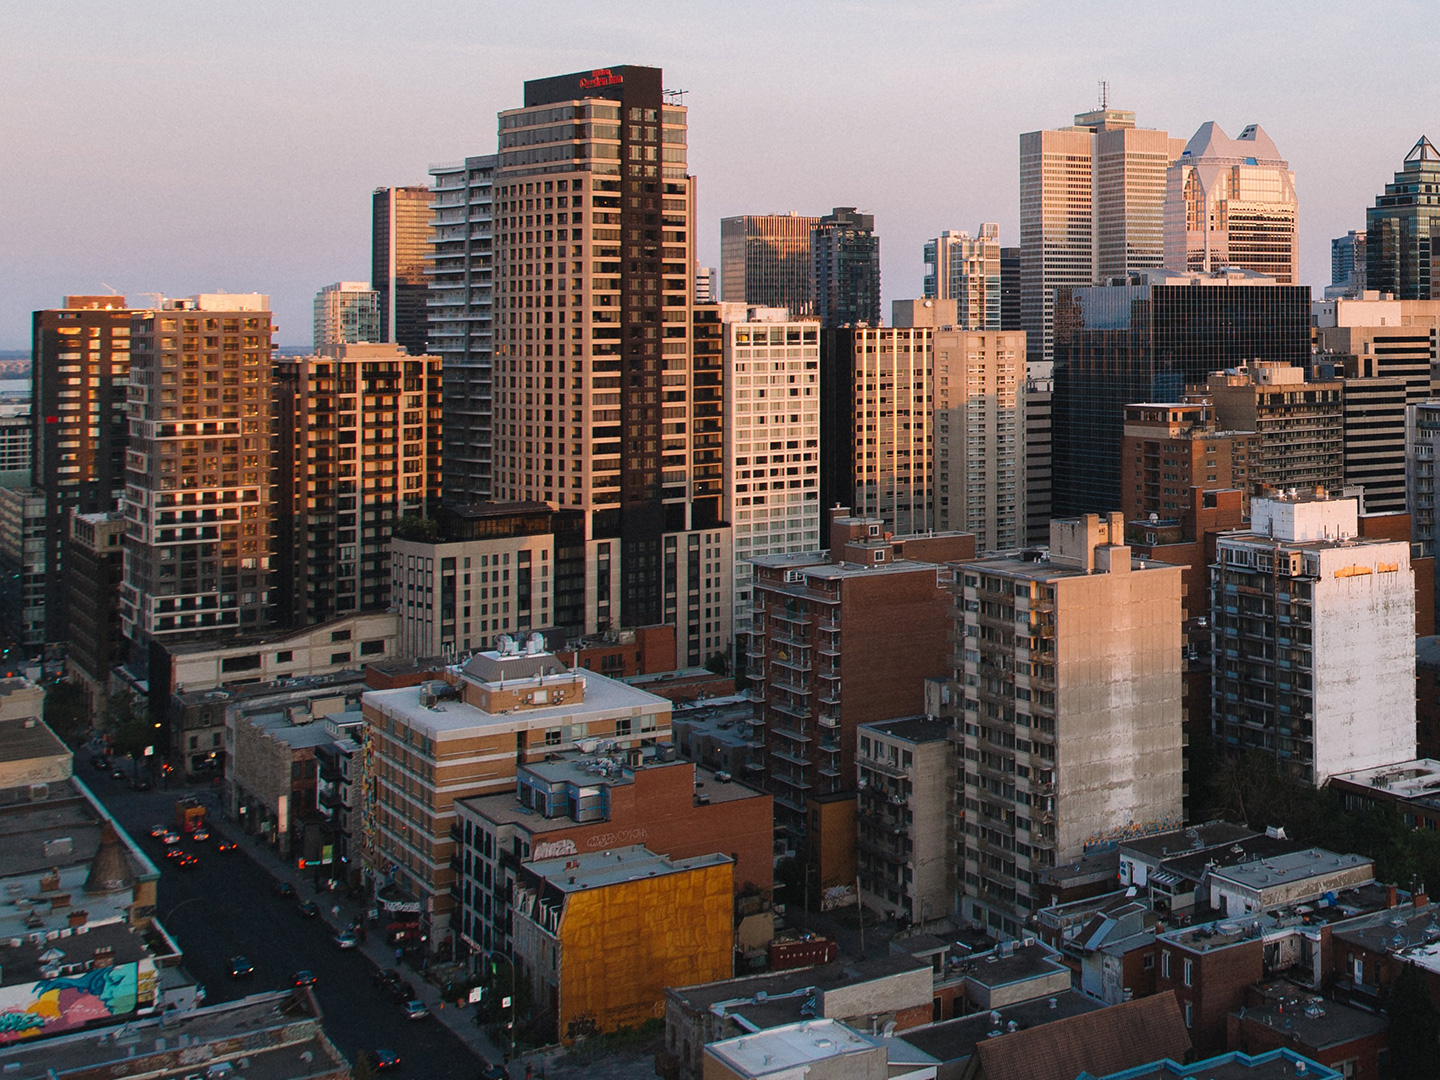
[312,281,379,351]
[1020,107,1184,371]
[719,213,820,314]
[811,207,880,327]
[1164,122,1298,284]
[1330,230,1366,298]
[922,225,1001,330]
[372,185,433,356]
[1050,269,1310,517]
[31,295,134,644]
[428,154,497,506]
[119,294,275,650]
[489,65,730,663]
[1366,136,1440,301]
[1000,246,1021,331]
[272,343,441,627]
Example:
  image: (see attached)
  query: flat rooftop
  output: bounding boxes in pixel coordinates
[1210,849,1371,893]
[859,716,951,745]
[1329,758,1440,804]
[706,1019,884,1077]
[948,942,1068,989]
[0,716,66,763]
[244,711,342,750]
[1100,1049,1340,1080]
[0,989,344,1080]
[527,844,730,893]
[363,668,670,740]
[963,552,1177,581]
[1238,981,1387,1049]
[0,778,158,881]
[896,990,1104,1065]
[173,669,368,708]
[1154,834,1301,885]
[671,953,932,1016]
[1120,822,1257,862]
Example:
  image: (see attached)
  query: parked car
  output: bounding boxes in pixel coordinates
[228,956,254,979]
[290,970,317,987]
[372,968,401,990]
[402,1000,429,1021]
[388,980,415,1002]
[91,755,112,771]
[296,900,319,919]
[334,931,359,950]
[129,776,153,792]
[273,881,296,899]
[478,1063,508,1080]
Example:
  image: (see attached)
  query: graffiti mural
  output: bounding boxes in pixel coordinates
[0,960,157,1044]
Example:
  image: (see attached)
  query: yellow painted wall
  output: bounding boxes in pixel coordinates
[558,860,734,1036]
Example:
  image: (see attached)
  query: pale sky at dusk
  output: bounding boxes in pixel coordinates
[2,0,1435,347]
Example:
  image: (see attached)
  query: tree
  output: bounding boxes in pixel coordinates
[105,692,154,761]
[1388,960,1440,1080]
[43,681,90,748]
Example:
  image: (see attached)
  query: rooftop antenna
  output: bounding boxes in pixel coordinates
[663,88,688,106]
[99,283,121,296]
[1098,80,1109,110]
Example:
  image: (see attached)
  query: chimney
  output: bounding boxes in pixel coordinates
[1417,887,1429,908]
[1387,884,1399,908]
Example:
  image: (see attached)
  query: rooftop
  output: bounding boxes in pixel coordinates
[950,941,1069,990]
[1236,980,1387,1049]
[524,844,730,894]
[705,1018,887,1077]
[751,550,951,580]
[1153,834,1301,886]
[1119,822,1257,862]
[363,666,670,741]
[0,777,158,882]
[0,717,67,765]
[1095,1049,1340,1080]
[0,988,346,1080]
[1329,758,1440,805]
[669,953,932,1018]
[242,712,344,751]
[895,990,1105,1065]
[172,669,367,708]
[858,716,951,746]
[1210,849,1371,894]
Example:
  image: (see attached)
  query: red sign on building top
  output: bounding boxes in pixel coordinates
[579,68,623,89]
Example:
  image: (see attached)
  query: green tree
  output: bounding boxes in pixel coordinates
[105,692,154,761]
[1388,960,1440,1080]
[43,681,91,748]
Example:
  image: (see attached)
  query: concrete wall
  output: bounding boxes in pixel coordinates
[821,964,933,1026]
[167,612,399,694]
[1053,559,1184,860]
[1311,541,1416,779]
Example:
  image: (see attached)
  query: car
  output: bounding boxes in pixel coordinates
[388,980,415,1002]
[191,829,210,842]
[164,846,185,861]
[478,1064,508,1080]
[160,832,181,846]
[91,755,111,771]
[149,824,169,838]
[362,1049,401,1072]
[177,854,199,870]
[228,956,254,979]
[296,900,319,918]
[402,1000,429,1021]
[273,881,296,899]
[129,776,153,792]
[290,970,317,987]
[372,968,401,990]
[334,931,359,950]
[216,841,238,853]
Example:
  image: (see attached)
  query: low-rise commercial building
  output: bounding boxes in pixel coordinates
[452,744,772,955]
[512,845,733,1043]
[361,637,673,932]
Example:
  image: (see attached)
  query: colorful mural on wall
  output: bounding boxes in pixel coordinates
[0,960,157,1043]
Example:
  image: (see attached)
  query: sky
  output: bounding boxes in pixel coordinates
[1,0,1434,348]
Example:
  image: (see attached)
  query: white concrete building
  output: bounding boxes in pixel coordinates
[1211,492,1415,784]
[723,309,821,635]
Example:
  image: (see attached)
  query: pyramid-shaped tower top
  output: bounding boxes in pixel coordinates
[84,821,136,895]
[1405,136,1439,164]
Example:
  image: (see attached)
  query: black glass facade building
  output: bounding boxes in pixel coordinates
[1366,137,1440,301]
[811,208,880,328]
[1051,275,1311,517]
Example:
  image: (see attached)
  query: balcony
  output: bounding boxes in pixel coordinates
[770,747,810,769]
[861,758,907,780]
[817,712,840,729]
[771,726,812,745]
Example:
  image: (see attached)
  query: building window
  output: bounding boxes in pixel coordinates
[1182,958,1192,988]
[330,652,351,664]
[1183,1001,1192,1028]
[275,650,293,663]
[1143,954,1155,970]
[1161,951,1170,979]
[544,729,561,746]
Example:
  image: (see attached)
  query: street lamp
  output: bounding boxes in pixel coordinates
[485,952,517,1064]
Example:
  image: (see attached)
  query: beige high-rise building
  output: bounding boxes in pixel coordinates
[1164,122,1298,284]
[1020,108,1184,371]
[951,513,1183,937]
[490,66,731,663]
[892,299,1026,550]
[923,224,1001,330]
[120,294,275,647]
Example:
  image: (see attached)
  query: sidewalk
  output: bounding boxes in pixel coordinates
[198,789,524,1073]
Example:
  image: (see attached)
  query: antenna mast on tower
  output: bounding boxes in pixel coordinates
[1098,80,1109,110]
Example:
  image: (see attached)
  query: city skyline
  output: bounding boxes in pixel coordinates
[3,0,1437,347]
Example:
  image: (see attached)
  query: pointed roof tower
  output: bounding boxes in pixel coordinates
[1405,136,1440,164]
[84,821,136,895]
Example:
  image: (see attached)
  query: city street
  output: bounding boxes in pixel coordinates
[77,754,507,1078]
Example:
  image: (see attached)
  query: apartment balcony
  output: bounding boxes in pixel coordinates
[861,758,907,781]
[770,746,811,769]
[771,726,812,746]
[770,674,811,696]
[772,654,812,675]
[817,712,841,730]
[770,699,809,721]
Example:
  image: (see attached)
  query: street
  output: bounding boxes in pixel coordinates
[78,755,497,1079]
